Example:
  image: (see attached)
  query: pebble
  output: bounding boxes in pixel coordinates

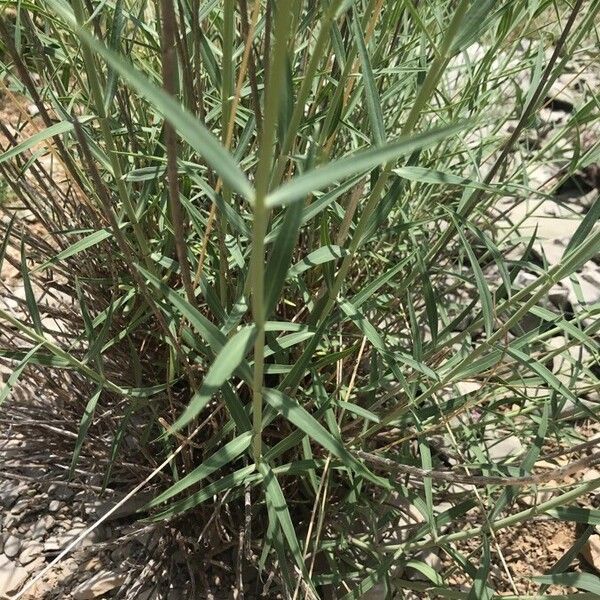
[0,554,29,596]
[30,515,56,540]
[18,544,43,566]
[44,538,62,553]
[48,484,75,502]
[24,555,46,574]
[4,535,23,559]
[582,534,600,571]
[486,435,524,461]
[3,515,19,531]
[72,570,126,599]
[48,500,62,512]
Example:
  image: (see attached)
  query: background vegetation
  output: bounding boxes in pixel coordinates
[0,0,599,598]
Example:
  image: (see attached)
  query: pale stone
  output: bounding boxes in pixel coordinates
[3,536,22,559]
[18,544,42,566]
[582,535,600,570]
[72,571,126,599]
[487,435,524,461]
[0,554,29,596]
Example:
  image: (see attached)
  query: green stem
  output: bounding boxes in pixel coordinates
[308,0,471,328]
[269,0,345,189]
[250,1,294,463]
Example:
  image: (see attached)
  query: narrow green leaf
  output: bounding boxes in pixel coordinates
[288,244,348,279]
[48,0,254,201]
[69,386,102,478]
[172,325,256,431]
[265,122,470,208]
[352,14,386,145]
[264,201,303,316]
[36,229,113,272]
[394,166,492,190]
[20,239,43,334]
[0,344,43,405]
[145,432,252,508]
[337,401,380,423]
[454,218,494,337]
[563,193,600,258]
[532,573,600,595]
[545,506,600,525]
[150,465,259,521]
[0,120,74,165]
[259,461,315,595]
[505,346,578,405]
[0,214,16,276]
[450,0,499,55]
[467,536,493,600]
[264,388,386,487]
[138,265,226,355]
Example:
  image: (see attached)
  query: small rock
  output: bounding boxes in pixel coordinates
[0,554,29,596]
[48,500,61,512]
[85,492,154,521]
[455,380,482,396]
[24,555,46,574]
[72,570,126,599]
[582,469,600,483]
[18,544,43,566]
[9,501,28,516]
[582,534,600,572]
[447,482,476,495]
[26,103,40,116]
[487,435,524,462]
[43,538,61,553]
[4,535,22,559]
[0,485,24,510]
[30,515,55,540]
[518,488,554,507]
[48,484,74,502]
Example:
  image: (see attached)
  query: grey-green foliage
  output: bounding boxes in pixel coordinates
[0,0,599,597]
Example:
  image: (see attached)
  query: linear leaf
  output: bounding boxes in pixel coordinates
[150,465,259,521]
[37,229,113,272]
[264,201,303,316]
[352,14,385,145]
[264,388,387,487]
[20,239,43,334]
[259,461,315,595]
[0,120,74,165]
[172,325,256,431]
[454,218,494,337]
[532,573,600,595]
[145,432,252,508]
[265,122,469,208]
[288,244,348,278]
[48,0,254,201]
[69,386,102,477]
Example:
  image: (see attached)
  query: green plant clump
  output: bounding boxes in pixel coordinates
[0,0,599,597]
